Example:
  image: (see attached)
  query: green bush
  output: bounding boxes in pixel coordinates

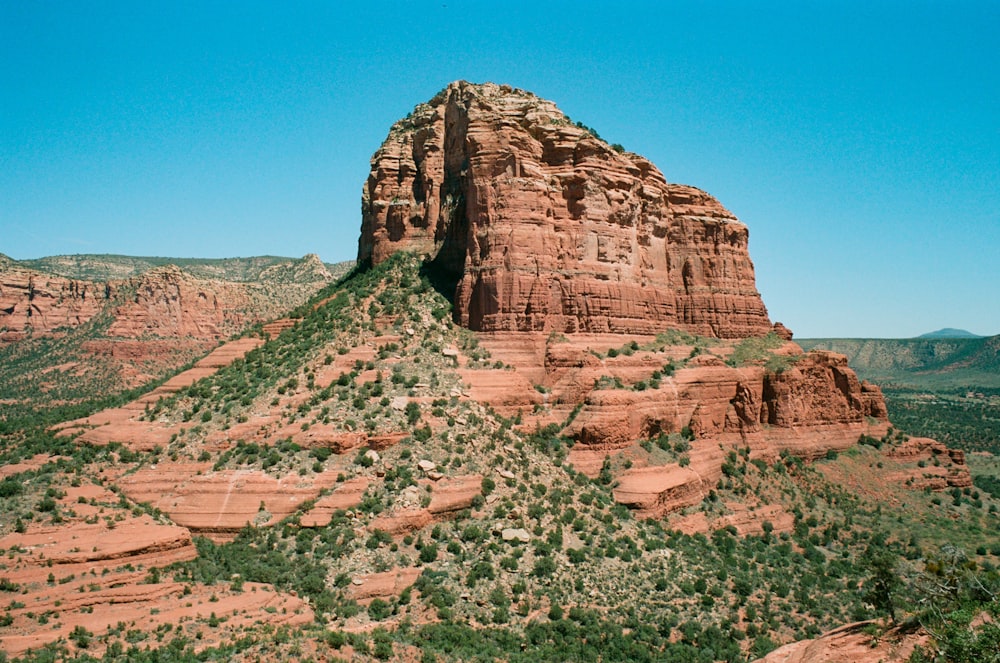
[368,598,392,620]
[420,542,439,564]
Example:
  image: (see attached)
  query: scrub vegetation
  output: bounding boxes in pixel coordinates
[1,255,998,661]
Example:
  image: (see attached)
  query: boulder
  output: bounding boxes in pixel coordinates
[501,528,531,544]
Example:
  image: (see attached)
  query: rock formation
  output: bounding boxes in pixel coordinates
[0,256,336,347]
[350,81,962,523]
[0,267,109,344]
[756,620,929,663]
[359,81,774,338]
[0,480,311,657]
[107,265,253,340]
[454,332,933,519]
[561,348,889,451]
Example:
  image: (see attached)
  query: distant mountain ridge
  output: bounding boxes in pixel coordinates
[918,328,982,339]
[798,334,1000,389]
[0,253,354,345]
[5,252,351,283]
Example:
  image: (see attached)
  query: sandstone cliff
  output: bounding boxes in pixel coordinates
[0,267,110,344]
[108,265,256,340]
[0,256,336,346]
[564,348,889,451]
[359,81,773,338]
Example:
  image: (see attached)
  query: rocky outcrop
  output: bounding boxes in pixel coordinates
[457,333,894,517]
[671,502,795,537]
[613,466,708,515]
[106,265,273,340]
[562,348,886,448]
[0,482,311,658]
[347,567,422,604]
[761,351,888,427]
[883,436,972,490]
[368,474,484,535]
[116,463,348,540]
[756,620,929,663]
[0,257,335,347]
[301,477,371,527]
[359,81,773,338]
[0,267,109,343]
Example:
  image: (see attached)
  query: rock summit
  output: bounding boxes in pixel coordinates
[360,80,774,338]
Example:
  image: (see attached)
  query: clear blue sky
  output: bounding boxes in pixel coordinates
[2,1,997,338]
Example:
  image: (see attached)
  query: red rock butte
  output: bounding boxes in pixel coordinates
[359,80,775,338]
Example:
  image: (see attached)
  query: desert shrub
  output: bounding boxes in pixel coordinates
[420,542,439,563]
[368,598,392,620]
[406,401,421,424]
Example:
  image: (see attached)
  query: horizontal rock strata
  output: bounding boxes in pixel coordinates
[359,81,773,338]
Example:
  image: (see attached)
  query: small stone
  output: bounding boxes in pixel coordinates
[496,468,516,480]
[427,471,444,481]
[391,396,408,411]
[364,449,380,463]
[417,460,437,472]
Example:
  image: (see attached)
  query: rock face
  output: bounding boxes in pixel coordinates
[0,257,335,346]
[565,349,889,450]
[0,481,312,658]
[116,463,348,540]
[107,265,254,340]
[0,267,109,343]
[359,81,773,338]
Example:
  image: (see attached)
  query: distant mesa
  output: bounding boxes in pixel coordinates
[359,80,776,339]
[917,328,982,339]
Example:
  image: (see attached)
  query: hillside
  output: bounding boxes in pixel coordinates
[0,252,992,662]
